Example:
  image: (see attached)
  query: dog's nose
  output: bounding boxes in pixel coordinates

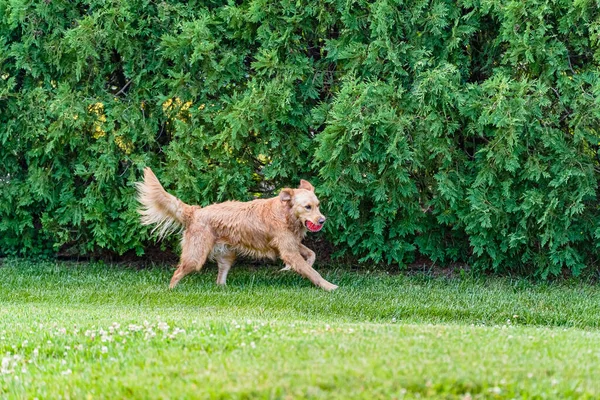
[318,217,326,225]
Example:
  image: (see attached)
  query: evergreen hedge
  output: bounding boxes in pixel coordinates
[1,0,599,276]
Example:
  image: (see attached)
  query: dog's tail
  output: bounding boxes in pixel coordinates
[135,167,193,240]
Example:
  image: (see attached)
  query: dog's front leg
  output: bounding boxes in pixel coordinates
[299,244,316,266]
[280,251,337,291]
[280,244,316,271]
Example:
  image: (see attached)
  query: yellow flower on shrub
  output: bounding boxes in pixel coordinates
[92,125,105,139]
[88,102,107,139]
[162,97,192,122]
[114,136,134,155]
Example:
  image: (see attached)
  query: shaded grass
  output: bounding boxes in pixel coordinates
[1,259,600,399]
[3,259,600,328]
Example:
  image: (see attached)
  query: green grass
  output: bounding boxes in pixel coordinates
[1,259,600,399]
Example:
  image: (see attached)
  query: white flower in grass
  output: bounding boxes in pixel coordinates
[250,342,256,349]
[167,327,186,339]
[58,327,67,335]
[144,329,156,340]
[158,322,169,332]
[75,345,83,351]
[60,359,67,365]
[61,369,72,375]
[101,346,108,354]
[32,348,39,358]
[100,334,113,343]
[1,356,11,372]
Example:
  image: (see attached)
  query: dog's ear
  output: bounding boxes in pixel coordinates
[298,179,314,192]
[279,188,293,203]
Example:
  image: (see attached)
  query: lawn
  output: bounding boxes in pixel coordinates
[1,259,600,399]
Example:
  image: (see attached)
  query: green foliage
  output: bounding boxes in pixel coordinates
[1,0,599,276]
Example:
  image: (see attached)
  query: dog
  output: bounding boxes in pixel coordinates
[135,168,338,291]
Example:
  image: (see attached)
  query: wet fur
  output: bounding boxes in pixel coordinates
[136,168,338,291]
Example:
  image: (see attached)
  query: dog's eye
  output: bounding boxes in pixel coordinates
[305,205,312,210]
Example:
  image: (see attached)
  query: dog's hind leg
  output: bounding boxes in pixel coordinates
[169,228,215,289]
[214,247,236,285]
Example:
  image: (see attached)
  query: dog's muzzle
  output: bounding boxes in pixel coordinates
[305,220,324,232]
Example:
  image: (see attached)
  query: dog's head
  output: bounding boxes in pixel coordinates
[279,180,326,232]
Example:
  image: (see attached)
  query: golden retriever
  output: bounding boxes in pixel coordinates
[136,168,338,291]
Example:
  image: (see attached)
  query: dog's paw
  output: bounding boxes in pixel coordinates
[279,264,292,272]
[321,282,339,292]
